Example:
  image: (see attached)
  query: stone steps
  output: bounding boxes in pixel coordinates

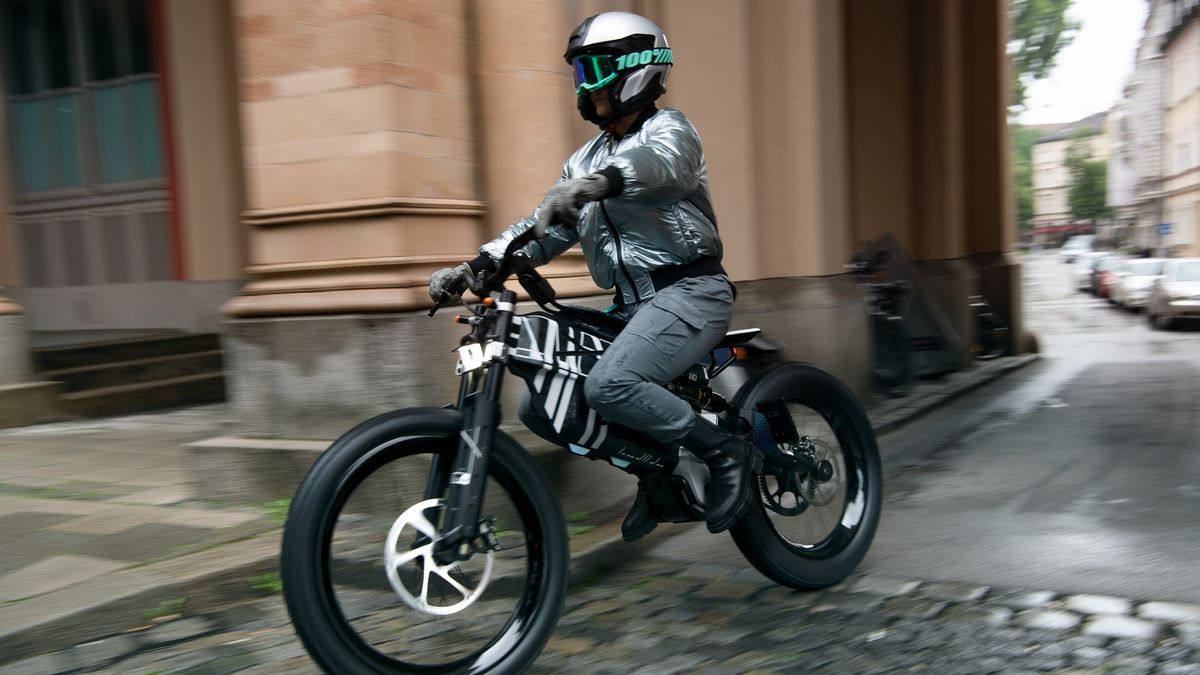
[34,334,221,371]
[0,381,62,428]
[39,350,225,393]
[57,372,226,418]
[34,334,227,418]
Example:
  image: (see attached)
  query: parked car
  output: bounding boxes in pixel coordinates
[1058,235,1095,264]
[1092,255,1125,298]
[1072,252,1109,292]
[1148,258,1200,330]
[1111,258,1166,310]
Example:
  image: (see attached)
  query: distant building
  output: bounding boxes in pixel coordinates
[1031,112,1109,238]
[1161,0,1200,256]
[1117,0,1175,250]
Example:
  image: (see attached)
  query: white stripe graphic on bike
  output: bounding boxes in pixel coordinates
[544,373,564,421]
[549,326,580,425]
[579,407,597,446]
[549,328,578,432]
[592,423,608,448]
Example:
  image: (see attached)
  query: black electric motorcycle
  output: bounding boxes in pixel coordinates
[281,228,883,674]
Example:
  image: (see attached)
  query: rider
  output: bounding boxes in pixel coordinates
[428,11,756,541]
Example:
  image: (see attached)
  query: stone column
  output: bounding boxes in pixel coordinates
[471,0,596,297]
[0,292,31,385]
[0,89,34,391]
[845,0,916,254]
[910,0,974,368]
[226,1,486,320]
[163,0,247,333]
[960,0,1024,354]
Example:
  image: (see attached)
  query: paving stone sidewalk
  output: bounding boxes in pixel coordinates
[0,406,280,662]
[6,550,1200,674]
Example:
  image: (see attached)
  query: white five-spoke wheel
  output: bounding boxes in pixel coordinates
[384,498,494,616]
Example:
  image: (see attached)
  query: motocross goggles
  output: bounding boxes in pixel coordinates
[571,54,619,96]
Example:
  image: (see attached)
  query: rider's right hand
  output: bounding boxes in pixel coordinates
[428,264,470,304]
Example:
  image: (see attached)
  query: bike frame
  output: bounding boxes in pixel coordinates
[425,229,822,563]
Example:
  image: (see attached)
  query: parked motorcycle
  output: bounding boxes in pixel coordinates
[847,249,915,397]
[281,227,883,674]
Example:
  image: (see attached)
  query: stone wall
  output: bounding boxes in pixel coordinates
[221,277,870,442]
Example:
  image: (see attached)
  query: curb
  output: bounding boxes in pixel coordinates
[868,354,1040,435]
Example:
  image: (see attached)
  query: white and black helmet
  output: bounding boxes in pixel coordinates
[564,12,672,126]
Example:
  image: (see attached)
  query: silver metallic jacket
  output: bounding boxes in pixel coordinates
[480,108,721,306]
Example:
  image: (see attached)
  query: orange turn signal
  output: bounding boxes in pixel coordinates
[733,347,748,360]
[483,297,495,306]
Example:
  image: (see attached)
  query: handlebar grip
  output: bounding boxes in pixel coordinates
[428,275,469,317]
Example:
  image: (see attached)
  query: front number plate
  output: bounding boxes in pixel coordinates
[456,343,485,373]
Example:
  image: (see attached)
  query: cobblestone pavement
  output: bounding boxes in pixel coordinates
[7,546,1200,675]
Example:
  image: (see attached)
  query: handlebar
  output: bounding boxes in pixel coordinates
[429,227,556,317]
[846,249,890,277]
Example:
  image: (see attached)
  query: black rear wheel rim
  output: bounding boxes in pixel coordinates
[752,395,871,561]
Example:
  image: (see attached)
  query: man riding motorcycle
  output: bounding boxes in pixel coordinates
[429,11,756,540]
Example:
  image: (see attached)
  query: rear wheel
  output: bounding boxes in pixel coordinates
[281,408,568,675]
[729,363,882,589]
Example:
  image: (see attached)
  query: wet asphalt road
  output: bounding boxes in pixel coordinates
[652,250,1200,603]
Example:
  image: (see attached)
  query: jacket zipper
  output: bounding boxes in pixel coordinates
[599,201,642,304]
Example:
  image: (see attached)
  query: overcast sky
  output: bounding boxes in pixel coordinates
[1017,0,1148,126]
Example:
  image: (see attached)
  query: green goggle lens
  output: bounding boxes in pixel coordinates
[572,55,618,95]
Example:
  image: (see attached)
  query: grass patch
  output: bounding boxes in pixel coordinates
[567,511,591,524]
[0,483,115,501]
[144,597,186,621]
[567,524,595,537]
[262,498,291,523]
[251,572,283,594]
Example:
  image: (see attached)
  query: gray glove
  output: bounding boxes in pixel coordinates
[428,263,471,304]
[533,173,610,239]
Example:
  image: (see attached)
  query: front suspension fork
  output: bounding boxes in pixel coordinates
[430,290,516,564]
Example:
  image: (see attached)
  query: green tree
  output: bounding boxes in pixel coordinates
[1009,0,1079,114]
[1011,125,1042,230]
[1064,135,1110,222]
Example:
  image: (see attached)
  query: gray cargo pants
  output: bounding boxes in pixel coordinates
[518,274,734,445]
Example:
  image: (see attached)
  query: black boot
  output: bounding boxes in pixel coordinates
[621,480,657,542]
[682,415,760,533]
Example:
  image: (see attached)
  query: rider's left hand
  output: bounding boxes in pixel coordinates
[533,173,610,238]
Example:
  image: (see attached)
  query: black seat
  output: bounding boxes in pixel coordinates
[714,328,760,349]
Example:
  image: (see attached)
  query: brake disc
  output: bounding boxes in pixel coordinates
[757,436,841,513]
[383,498,494,616]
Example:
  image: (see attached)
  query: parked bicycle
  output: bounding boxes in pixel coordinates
[970,295,1009,361]
[847,249,915,398]
[281,227,883,674]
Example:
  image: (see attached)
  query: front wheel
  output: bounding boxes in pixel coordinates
[730,363,883,589]
[281,408,569,675]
